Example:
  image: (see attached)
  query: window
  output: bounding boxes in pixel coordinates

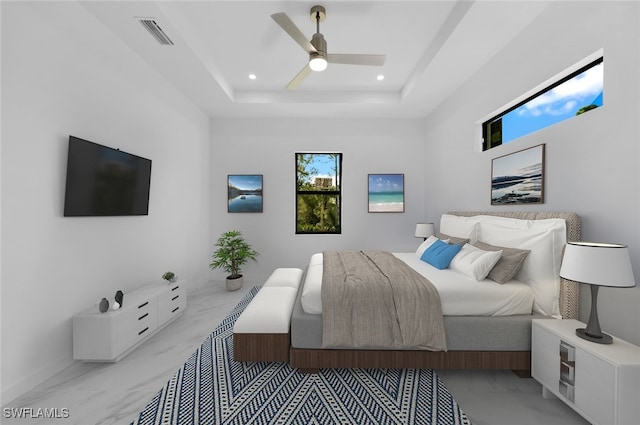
[482,57,603,151]
[295,153,342,234]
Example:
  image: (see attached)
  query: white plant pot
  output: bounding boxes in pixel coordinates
[226,275,243,291]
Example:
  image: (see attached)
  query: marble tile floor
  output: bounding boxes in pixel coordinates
[2,281,589,425]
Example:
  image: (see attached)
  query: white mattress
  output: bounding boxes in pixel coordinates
[301,252,534,316]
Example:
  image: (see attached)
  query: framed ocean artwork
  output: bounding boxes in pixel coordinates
[491,144,545,205]
[368,174,404,213]
[228,174,263,213]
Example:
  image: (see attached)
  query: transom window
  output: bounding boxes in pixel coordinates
[482,57,603,151]
[295,153,342,234]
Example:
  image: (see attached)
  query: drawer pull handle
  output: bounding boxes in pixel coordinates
[171,286,179,291]
[138,327,149,336]
[172,307,180,313]
[172,295,179,301]
[138,302,149,309]
[138,313,149,321]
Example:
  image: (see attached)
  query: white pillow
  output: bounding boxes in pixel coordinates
[416,235,445,256]
[450,244,503,281]
[440,214,480,244]
[308,252,323,266]
[479,218,566,318]
[301,255,324,314]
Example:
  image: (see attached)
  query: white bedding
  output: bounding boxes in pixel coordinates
[301,252,534,316]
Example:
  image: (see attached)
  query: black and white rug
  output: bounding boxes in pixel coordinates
[131,286,471,425]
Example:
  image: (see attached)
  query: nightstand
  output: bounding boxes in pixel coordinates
[532,319,640,425]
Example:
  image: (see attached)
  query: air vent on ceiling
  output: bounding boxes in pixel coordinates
[138,19,174,46]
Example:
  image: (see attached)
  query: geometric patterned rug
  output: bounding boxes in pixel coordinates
[130,286,471,425]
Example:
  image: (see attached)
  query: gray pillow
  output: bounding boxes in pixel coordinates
[438,233,470,246]
[472,241,530,284]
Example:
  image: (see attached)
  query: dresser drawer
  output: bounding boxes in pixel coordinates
[116,307,157,354]
[157,282,187,324]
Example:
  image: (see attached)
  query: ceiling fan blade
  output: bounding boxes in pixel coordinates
[287,63,311,89]
[271,13,316,54]
[286,63,312,89]
[327,54,386,66]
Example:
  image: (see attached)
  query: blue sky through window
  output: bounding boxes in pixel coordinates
[501,62,603,144]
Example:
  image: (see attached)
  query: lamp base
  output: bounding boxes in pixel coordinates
[576,328,613,344]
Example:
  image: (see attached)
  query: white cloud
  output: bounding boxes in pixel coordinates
[518,64,603,116]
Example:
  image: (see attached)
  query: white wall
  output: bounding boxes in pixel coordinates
[209,118,428,283]
[423,1,640,344]
[1,2,211,402]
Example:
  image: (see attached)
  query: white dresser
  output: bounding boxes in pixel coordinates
[532,319,640,425]
[73,279,187,362]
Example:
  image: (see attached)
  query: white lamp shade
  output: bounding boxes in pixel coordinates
[560,242,636,288]
[415,223,435,239]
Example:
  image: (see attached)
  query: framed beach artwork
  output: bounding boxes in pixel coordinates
[228,174,263,213]
[368,174,404,213]
[491,144,545,205]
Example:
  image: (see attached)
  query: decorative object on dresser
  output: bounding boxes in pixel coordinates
[210,230,259,291]
[73,279,186,362]
[98,297,109,313]
[559,242,635,344]
[162,271,176,283]
[414,222,435,240]
[532,319,640,425]
[115,290,124,307]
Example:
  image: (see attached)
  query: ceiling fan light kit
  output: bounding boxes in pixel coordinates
[271,4,386,88]
[309,55,328,72]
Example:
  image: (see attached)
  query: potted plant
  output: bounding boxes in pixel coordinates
[162,271,176,283]
[210,230,258,291]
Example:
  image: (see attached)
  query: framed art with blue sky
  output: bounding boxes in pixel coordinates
[228,174,263,213]
[368,174,404,212]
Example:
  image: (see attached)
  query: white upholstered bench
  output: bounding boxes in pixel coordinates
[233,268,303,362]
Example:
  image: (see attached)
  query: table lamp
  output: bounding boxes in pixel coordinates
[559,241,635,344]
[415,223,435,241]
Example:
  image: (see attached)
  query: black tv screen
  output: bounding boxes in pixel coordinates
[63,136,152,216]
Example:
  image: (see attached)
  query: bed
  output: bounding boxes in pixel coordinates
[289,211,581,375]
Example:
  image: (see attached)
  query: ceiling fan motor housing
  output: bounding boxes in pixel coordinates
[311,33,327,59]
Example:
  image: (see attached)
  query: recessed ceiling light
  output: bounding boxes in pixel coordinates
[376,75,385,81]
[248,74,257,80]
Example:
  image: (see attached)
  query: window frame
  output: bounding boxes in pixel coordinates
[295,152,342,235]
[482,56,603,151]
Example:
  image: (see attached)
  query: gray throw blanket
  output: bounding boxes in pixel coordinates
[321,250,447,351]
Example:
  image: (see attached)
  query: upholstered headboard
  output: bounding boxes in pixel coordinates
[448,211,581,320]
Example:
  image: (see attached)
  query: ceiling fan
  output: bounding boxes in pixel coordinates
[271,5,386,89]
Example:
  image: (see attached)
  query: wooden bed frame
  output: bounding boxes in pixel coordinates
[287,212,581,375]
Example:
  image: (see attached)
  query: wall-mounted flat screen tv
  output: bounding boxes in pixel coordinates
[63,136,152,216]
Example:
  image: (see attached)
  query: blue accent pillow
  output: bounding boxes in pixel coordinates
[420,239,463,269]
